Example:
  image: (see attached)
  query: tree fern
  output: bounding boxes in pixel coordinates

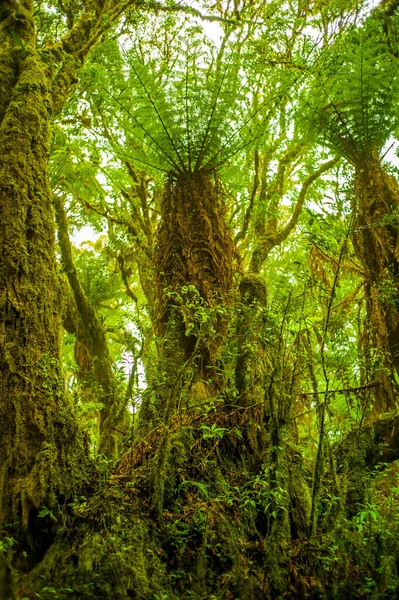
[83,34,281,176]
[301,14,399,165]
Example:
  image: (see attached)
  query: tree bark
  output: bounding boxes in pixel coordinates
[0,0,152,541]
[0,0,89,548]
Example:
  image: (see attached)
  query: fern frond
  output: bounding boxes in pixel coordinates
[129,61,187,172]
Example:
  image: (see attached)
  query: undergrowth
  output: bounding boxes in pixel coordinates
[16,402,399,600]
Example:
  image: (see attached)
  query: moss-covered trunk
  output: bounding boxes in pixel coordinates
[0,1,88,571]
[152,171,238,416]
[139,171,239,514]
[352,157,399,412]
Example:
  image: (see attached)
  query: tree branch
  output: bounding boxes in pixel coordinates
[299,379,378,397]
[250,156,339,273]
[54,194,124,458]
[274,156,339,247]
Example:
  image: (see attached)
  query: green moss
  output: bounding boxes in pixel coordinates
[20,486,169,600]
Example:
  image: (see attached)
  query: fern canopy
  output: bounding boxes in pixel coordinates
[302,14,399,165]
[84,36,273,175]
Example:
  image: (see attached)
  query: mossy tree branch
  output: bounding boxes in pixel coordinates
[54,194,124,458]
[250,156,339,273]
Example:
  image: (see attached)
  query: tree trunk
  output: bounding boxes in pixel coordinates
[0,1,89,570]
[143,171,239,514]
[352,157,399,412]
